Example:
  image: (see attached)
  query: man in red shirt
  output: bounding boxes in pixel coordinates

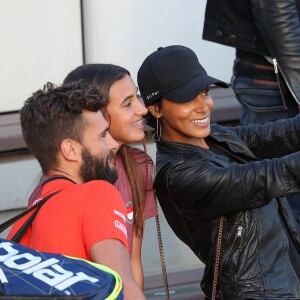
[7,80,145,300]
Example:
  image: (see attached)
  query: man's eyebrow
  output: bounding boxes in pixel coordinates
[100,126,110,136]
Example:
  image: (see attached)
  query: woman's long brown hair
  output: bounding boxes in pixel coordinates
[64,63,150,237]
[118,141,151,237]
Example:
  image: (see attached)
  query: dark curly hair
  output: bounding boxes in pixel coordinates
[20,80,103,174]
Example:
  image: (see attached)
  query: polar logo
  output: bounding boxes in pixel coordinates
[0,241,99,291]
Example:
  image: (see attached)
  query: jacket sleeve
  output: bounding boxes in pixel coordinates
[164,150,300,220]
[251,0,300,103]
[233,114,300,158]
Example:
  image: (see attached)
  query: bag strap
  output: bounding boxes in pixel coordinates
[154,197,170,300]
[0,190,61,241]
[211,216,224,300]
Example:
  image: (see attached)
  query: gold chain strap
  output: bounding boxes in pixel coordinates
[155,198,171,300]
[212,216,224,300]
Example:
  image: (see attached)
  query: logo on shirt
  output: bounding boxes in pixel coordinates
[114,210,126,223]
[126,202,134,224]
[114,221,127,237]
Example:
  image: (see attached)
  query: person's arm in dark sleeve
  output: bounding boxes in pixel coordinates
[166,152,300,220]
[232,115,300,158]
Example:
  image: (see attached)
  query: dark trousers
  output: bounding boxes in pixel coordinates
[231,59,299,125]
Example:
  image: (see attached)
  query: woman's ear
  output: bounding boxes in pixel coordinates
[148,104,161,118]
[60,139,80,161]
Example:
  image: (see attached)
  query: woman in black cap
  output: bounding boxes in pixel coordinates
[137,45,300,299]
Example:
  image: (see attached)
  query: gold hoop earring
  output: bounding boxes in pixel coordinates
[156,117,161,141]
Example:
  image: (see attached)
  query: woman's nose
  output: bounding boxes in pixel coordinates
[195,97,209,113]
[135,99,148,116]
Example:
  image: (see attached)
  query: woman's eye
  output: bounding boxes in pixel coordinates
[124,100,132,107]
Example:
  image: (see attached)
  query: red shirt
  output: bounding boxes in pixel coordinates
[27,147,158,255]
[7,178,128,261]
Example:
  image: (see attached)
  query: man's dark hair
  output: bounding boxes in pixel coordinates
[20,80,103,174]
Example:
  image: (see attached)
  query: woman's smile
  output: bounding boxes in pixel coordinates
[190,116,210,126]
[131,118,145,130]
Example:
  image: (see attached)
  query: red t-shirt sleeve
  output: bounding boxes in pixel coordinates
[81,181,129,253]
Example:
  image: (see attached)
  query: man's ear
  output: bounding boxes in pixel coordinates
[148,104,161,118]
[60,139,80,161]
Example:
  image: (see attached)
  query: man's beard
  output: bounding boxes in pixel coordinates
[80,147,118,184]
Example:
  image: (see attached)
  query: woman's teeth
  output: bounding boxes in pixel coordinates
[132,119,143,127]
[191,117,208,124]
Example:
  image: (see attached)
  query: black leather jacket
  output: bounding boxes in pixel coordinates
[154,116,300,299]
[202,0,300,104]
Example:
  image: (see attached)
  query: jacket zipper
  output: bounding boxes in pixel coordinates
[273,58,278,74]
[237,226,243,237]
[272,58,299,105]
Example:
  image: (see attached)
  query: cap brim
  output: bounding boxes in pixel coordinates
[163,74,228,103]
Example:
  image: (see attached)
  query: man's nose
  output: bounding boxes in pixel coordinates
[106,132,119,150]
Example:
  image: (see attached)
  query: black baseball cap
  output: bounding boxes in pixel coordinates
[137,45,228,106]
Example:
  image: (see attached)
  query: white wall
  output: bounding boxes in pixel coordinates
[0,0,83,112]
[0,154,41,211]
[82,0,234,85]
[0,0,234,113]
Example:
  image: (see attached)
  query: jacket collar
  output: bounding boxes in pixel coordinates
[154,123,257,159]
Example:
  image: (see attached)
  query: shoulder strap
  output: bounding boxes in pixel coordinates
[0,190,61,241]
[212,216,224,300]
[154,196,170,300]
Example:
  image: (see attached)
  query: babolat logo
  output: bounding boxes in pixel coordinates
[0,241,99,292]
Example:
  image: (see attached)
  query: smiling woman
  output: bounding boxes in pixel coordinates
[137,45,300,299]
[149,89,214,149]
[106,73,148,145]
